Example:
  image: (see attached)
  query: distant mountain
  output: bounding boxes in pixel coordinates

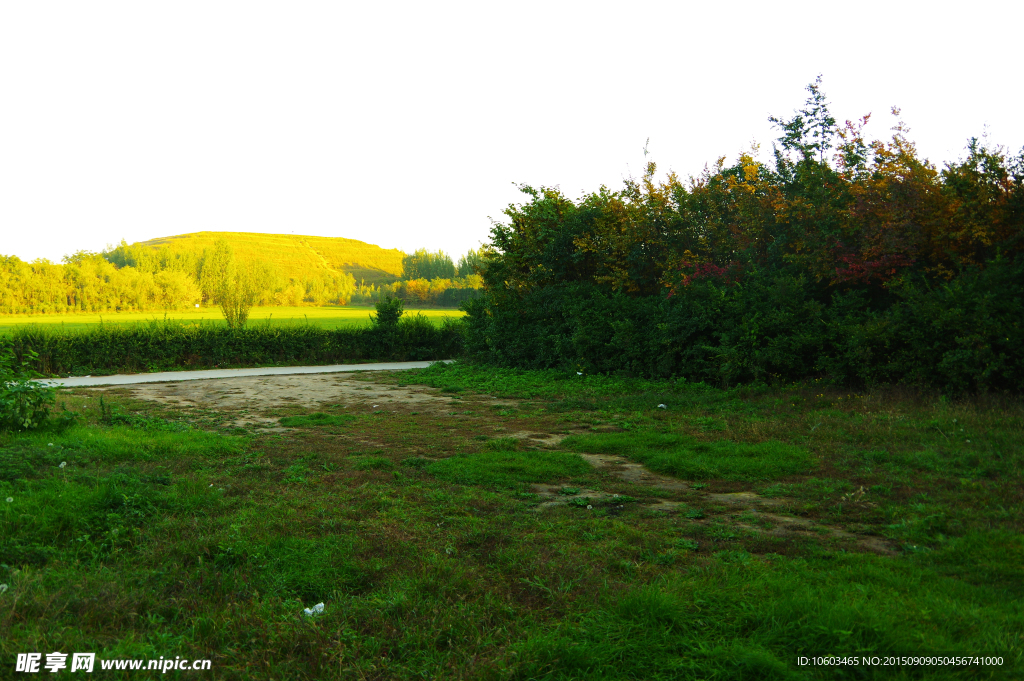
[136,231,405,285]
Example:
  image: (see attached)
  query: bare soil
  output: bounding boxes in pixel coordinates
[105,372,514,430]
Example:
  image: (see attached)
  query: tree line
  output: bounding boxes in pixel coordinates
[464,78,1024,392]
[0,241,485,317]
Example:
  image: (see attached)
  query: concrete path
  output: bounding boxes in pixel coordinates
[39,360,454,388]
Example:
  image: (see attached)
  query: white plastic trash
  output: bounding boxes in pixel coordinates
[303,602,325,616]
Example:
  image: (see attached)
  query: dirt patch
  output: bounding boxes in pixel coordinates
[98,372,514,429]
[563,452,896,554]
[732,511,896,555]
[580,452,691,491]
[506,431,570,448]
[529,483,638,513]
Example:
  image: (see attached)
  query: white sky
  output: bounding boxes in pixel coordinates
[2,1,1022,264]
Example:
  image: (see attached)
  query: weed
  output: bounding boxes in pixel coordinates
[352,456,394,471]
[484,437,520,452]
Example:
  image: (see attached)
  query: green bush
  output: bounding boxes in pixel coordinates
[464,256,1024,392]
[371,295,404,327]
[4,316,467,376]
[465,82,1024,393]
[0,339,54,430]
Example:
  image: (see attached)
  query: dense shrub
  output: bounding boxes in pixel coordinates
[464,80,1024,392]
[5,314,465,376]
[464,255,1023,391]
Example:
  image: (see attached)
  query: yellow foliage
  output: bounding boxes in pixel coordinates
[139,231,405,285]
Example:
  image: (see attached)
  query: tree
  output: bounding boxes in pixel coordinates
[403,249,456,280]
[199,240,273,328]
[769,74,838,165]
[371,294,404,326]
[457,248,486,276]
[198,241,235,305]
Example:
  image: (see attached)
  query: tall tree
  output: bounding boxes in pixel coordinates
[198,240,272,327]
[457,248,486,277]
[769,74,838,165]
[403,249,456,280]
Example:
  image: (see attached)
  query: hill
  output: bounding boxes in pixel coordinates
[136,231,406,285]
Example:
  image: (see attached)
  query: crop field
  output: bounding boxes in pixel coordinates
[0,306,464,333]
[1,363,1021,679]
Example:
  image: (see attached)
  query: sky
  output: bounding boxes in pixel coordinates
[2,1,1022,264]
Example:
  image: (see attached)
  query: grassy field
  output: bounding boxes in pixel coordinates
[1,363,1020,679]
[136,231,407,284]
[0,306,464,333]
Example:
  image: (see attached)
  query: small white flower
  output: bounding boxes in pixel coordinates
[303,602,325,616]
[5,497,12,503]
[59,462,67,469]
[587,505,593,510]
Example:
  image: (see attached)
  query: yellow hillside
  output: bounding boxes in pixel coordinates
[138,231,406,284]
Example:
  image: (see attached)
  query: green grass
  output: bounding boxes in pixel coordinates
[407,360,682,399]
[279,413,358,427]
[563,432,815,481]
[352,456,395,471]
[427,449,592,489]
[0,305,464,333]
[1,367,1021,679]
[511,548,1022,679]
[1,422,245,568]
